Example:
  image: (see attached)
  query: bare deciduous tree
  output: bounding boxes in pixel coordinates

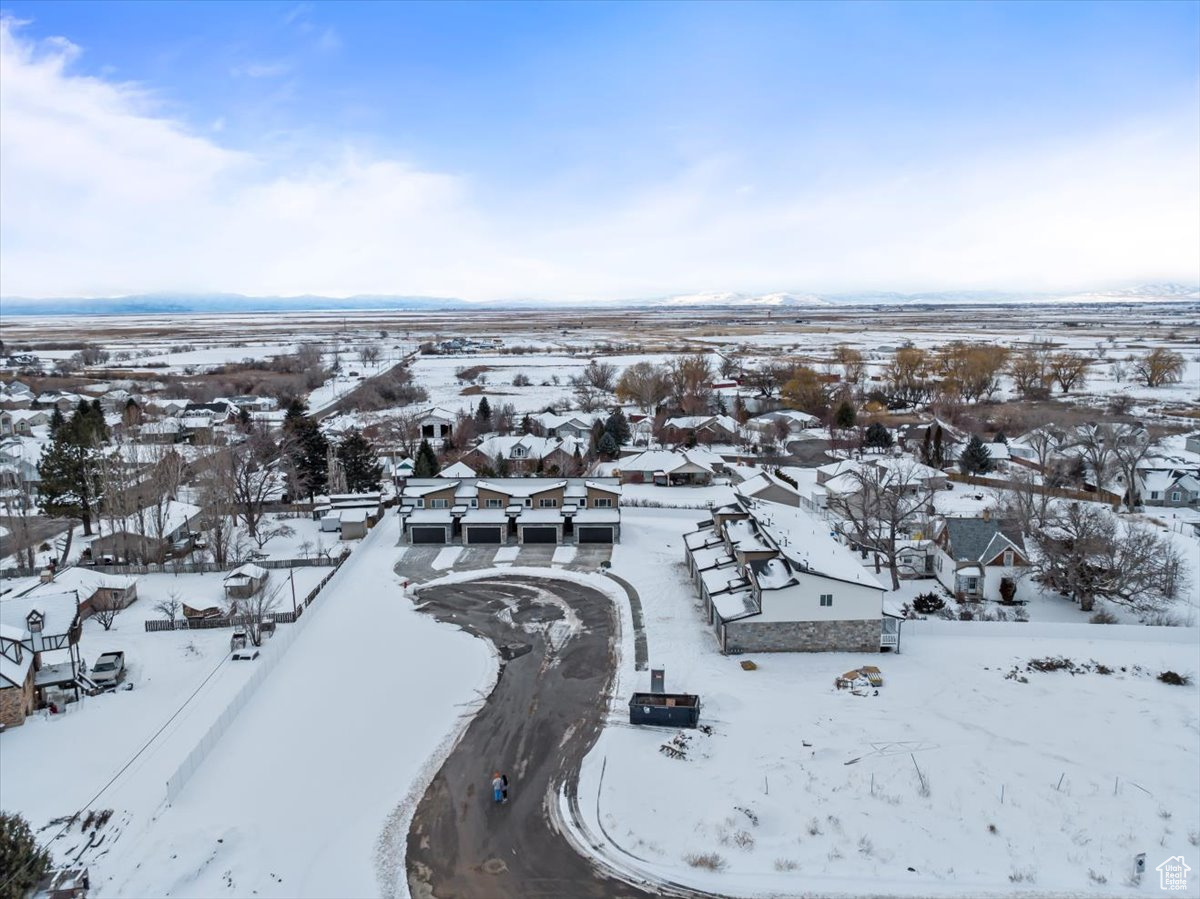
[827,460,937,590]
[1032,502,1186,613]
[581,359,618,392]
[615,361,672,415]
[90,593,123,631]
[231,581,283,646]
[154,593,181,621]
[1048,351,1089,394]
[358,344,381,366]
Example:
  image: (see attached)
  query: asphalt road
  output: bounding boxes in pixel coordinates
[405,576,670,899]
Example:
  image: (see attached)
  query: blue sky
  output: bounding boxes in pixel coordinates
[1,1,1197,300]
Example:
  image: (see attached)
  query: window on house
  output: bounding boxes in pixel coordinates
[966,576,979,592]
[486,499,503,509]
[593,497,613,508]
[524,498,532,507]
[416,499,425,509]
[539,498,558,508]
[1171,491,1181,502]
[819,594,833,607]
[431,499,449,509]
[512,447,526,458]
[470,499,478,508]
[1003,550,1014,567]
[577,498,587,508]
[1151,491,1161,500]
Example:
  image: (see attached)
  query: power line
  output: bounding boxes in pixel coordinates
[0,647,231,893]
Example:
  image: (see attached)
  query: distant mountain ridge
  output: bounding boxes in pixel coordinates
[1,283,1196,316]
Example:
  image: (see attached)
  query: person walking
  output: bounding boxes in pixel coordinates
[501,773,509,803]
[491,771,504,804]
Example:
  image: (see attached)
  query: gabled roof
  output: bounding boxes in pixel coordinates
[439,460,477,478]
[942,518,1026,562]
[224,563,268,581]
[0,591,80,638]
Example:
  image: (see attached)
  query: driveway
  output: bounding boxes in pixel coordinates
[405,576,690,899]
[395,542,613,584]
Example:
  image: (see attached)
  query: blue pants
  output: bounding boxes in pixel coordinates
[494,787,503,802]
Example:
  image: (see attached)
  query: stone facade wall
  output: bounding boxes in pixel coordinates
[724,618,880,654]
[0,668,35,728]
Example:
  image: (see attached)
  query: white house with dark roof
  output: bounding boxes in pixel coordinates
[683,493,891,654]
[932,515,1033,602]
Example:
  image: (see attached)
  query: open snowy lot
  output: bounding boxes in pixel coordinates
[575,508,1200,898]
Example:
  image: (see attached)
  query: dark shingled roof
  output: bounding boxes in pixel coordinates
[943,518,1026,562]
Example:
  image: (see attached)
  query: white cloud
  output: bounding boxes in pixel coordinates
[230,61,291,79]
[1,16,1197,301]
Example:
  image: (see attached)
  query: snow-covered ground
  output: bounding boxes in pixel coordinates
[573,508,1200,898]
[4,516,496,898]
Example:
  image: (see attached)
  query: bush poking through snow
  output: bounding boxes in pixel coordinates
[858,835,874,856]
[1158,670,1191,686]
[734,806,759,827]
[732,830,755,850]
[807,817,823,836]
[1009,867,1037,883]
[1188,831,1199,847]
[684,852,727,871]
[774,858,798,871]
[1087,869,1107,885]
[988,823,998,835]
[1089,609,1119,624]
[912,591,945,615]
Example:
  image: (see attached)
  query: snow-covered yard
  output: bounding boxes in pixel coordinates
[577,508,1200,897]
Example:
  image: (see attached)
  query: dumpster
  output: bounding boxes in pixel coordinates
[628,692,701,728]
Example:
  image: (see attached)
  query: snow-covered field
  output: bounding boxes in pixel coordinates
[573,508,1200,898]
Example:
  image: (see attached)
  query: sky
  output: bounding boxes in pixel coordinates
[0,1,1197,302]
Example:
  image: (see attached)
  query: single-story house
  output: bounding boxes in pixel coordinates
[746,409,821,441]
[932,515,1033,603]
[87,499,203,564]
[460,435,584,476]
[661,415,739,447]
[223,563,269,599]
[616,449,725,486]
[533,412,605,440]
[19,568,140,617]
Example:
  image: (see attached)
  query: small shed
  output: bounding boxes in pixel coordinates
[320,510,343,533]
[223,563,269,599]
[339,508,369,540]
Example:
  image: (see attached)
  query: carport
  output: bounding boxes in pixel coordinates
[573,508,620,543]
[517,509,564,544]
[462,508,510,545]
[405,508,454,545]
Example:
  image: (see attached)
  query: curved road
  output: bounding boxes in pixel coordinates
[405,576,688,899]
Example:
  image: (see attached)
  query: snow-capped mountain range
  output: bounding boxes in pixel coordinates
[1,284,1195,316]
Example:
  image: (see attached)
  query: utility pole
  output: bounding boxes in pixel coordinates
[289,568,297,615]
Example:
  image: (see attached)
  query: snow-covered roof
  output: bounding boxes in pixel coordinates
[517,509,564,525]
[710,587,758,622]
[224,563,268,582]
[462,508,509,524]
[477,479,568,498]
[684,526,722,551]
[665,414,737,432]
[700,564,749,596]
[0,591,80,638]
[439,460,477,478]
[406,509,454,524]
[474,434,581,461]
[691,545,735,571]
[22,567,138,598]
[572,508,620,524]
[109,499,201,537]
[0,638,33,689]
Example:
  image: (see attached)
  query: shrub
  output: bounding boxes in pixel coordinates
[1158,671,1192,686]
[1089,609,1119,624]
[912,592,945,615]
[774,858,798,871]
[0,811,51,899]
[684,851,727,871]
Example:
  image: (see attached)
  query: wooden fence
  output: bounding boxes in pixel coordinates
[945,471,1115,505]
[94,554,347,577]
[143,550,349,633]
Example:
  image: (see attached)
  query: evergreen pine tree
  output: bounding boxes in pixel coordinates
[0,811,51,899]
[337,429,383,492]
[37,406,105,535]
[959,434,993,475]
[604,409,631,446]
[932,424,944,468]
[598,431,619,457]
[49,407,65,434]
[494,451,511,477]
[863,421,894,449]
[284,409,329,499]
[994,430,1008,445]
[475,396,492,427]
[414,439,439,477]
[920,427,933,466]
[521,414,534,435]
[834,401,857,430]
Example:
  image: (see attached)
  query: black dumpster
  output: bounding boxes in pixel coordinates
[628,692,701,728]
